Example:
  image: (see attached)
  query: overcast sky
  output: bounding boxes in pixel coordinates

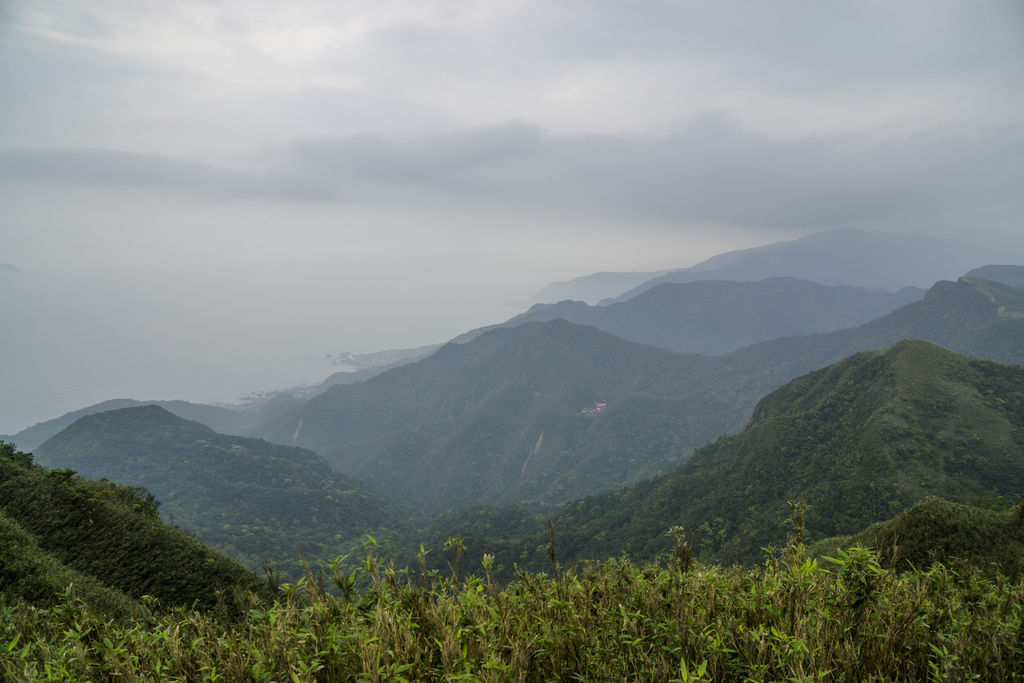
[2,0,1023,432]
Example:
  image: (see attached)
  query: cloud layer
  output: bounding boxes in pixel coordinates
[3,0,1021,242]
[4,117,1021,239]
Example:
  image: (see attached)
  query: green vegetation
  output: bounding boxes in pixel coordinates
[0,507,139,617]
[4,531,1024,680]
[812,497,1024,576]
[0,442,270,613]
[6,438,1024,679]
[437,339,1024,576]
[33,406,408,580]
[24,314,1024,586]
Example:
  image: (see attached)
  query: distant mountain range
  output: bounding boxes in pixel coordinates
[34,405,407,577]
[965,264,1024,290]
[526,228,1023,305]
[0,354,447,452]
[13,272,1024,532]
[15,333,1024,593]
[247,275,1024,518]
[718,276,1024,388]
[458,277,923,355]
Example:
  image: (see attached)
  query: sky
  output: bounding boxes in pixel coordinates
[1,0,1023,433]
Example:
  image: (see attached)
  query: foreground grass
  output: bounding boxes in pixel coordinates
[3,539,1024,681]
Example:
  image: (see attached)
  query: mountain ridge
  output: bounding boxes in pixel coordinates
[608,229,1024,302]
[6,398,250,453]
[251,319,731,514]
[455,276,923,355]
[454,339,1024,574]
[34,405,409,578]
[249,275,1024,517]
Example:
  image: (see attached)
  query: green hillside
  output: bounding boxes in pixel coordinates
[464,277,922,355]
[461,340,1024,574]
[253,320,736,513]
[0,442,270,613]
[0,506,139,617]
[34,406,408,578]
[811,497,1024,576]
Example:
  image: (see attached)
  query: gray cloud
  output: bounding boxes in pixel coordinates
[575,1,1024,87]
[6,116,1020,236]
[4,0,1022,159]
[0,148,243,194]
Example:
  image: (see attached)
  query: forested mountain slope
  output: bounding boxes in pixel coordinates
[34,406,408,577]
[253,320,734,513]
[811,497,1024,576]
[0,442,270,613]
[498,340,1024,570]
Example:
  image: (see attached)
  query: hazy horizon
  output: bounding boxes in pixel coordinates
[2,1,1023,433]
[0,228,745,434]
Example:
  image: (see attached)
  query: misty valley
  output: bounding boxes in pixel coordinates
[4,230,1024,678]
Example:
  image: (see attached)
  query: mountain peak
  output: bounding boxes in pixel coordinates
[750,338,964,423]
[540,340,1024,567]
[68,404,209,434]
